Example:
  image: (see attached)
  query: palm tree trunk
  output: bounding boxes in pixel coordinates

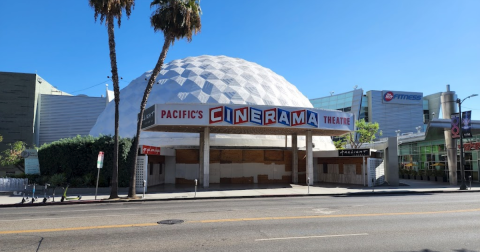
[107,14,120,199]
[128,35,171,198]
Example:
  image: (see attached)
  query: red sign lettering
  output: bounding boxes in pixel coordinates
[141,145,161,155]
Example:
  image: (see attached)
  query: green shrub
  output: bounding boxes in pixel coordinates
[70,177,84,187]
[82,174,95,187]
[49,173,66,187]
[435,169,445,177]
[37,135,134,187]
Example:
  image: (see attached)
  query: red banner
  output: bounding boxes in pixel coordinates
[140,145,161,155]
[458,142,480,151]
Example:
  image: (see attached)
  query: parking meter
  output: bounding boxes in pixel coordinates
[372,178,375,193]
[307,177,310,194]
[143,180,146,199]
[194,179,198,198]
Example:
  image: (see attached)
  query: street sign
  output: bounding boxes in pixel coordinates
[140,145,161,155]
[97,151,104,168]
[338,148,370,157]
[95,151,104,200]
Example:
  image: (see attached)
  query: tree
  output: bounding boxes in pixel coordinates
[89,0,135,199]
[0,141,26,173]
[333,137,346,150]
[340,119,382,149]
[128,0,202,198]
[0,134,3,142]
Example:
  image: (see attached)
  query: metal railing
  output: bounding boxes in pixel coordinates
[0,178,29,192]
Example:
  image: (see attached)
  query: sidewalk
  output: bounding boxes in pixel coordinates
[1,179,479,207]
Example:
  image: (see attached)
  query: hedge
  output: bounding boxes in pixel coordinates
[37,135,135,187]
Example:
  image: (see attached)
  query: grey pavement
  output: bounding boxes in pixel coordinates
[1,179,480,207]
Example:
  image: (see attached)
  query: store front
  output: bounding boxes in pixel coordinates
[140,103,355,188]
[398,119,480,182]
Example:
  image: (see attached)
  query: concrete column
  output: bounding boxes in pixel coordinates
[292,133,298,184]
[441,85,457,185]
[385,137,399,186]
[200,127,210,187]
[199,131,204,186]
[306,130,313,185]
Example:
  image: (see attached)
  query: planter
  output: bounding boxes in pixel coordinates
[436,176,446,182]
[415,175,422,180]
[429,176,436,181]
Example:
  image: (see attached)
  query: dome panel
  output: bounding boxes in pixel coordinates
[90,55,333,150]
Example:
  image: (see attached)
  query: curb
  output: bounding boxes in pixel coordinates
[1,189,480,208]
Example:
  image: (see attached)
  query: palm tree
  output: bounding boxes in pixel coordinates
[128,0,201,198]
[89,0,135,199]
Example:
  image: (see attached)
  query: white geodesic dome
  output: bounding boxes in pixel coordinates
[89,55,334,150]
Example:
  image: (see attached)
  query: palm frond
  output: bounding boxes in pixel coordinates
[150,0,202,45]
[89,0,135,27]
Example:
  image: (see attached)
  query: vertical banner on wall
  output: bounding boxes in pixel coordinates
[462,111,472,138]
[451,113,460,139]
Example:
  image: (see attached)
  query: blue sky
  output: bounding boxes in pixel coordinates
[1,1,479,118]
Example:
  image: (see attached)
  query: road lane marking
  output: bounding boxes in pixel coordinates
[187,208,480,223]
[2,208,480,235]
[2,207,142,215]
[255,233,368,241]
[0,213,165,222]
[0,223,158,235]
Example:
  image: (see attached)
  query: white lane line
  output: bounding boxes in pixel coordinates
[255,233,368,241]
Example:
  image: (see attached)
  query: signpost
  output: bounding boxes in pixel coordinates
[95,151,104,200]
[23,149,41,175]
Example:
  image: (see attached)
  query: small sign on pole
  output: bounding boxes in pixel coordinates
[95,151,104,200]
[97,151,104,168]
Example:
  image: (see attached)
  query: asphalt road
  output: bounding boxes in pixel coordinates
[1,192,480,252]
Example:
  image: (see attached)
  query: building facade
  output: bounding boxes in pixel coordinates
[0,71,108,176]
[310,89,442,137]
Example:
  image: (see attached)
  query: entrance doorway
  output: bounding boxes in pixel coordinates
[147,155,165,186]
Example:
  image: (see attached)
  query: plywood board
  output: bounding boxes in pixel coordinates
[176,149,199,164]
[185,164,199,180]
[210,163,220,183]
[210,149,221,163]
[229,163,244,177]
[242,150,264,163]
[284,150,292,172]
[264,150,284,161]
[176,163,186,178]
[220,150,243,163]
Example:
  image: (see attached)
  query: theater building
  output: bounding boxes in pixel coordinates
[89,55,358,189]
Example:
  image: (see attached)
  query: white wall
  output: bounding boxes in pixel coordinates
[175,162,290,183]
[317,164,363,184]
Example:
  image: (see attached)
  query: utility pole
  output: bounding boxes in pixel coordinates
[457,94,478,190]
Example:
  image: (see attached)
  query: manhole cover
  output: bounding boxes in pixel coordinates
[157,219,184,225]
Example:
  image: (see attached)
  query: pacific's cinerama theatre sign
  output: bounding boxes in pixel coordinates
[142,104,354,133]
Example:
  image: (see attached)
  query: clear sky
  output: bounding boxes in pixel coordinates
[1,1,479,119]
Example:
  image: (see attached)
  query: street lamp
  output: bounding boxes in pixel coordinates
[415,126,422,134]
[457,94,478,190]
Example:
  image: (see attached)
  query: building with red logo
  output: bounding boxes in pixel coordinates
[89,56,355,189]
